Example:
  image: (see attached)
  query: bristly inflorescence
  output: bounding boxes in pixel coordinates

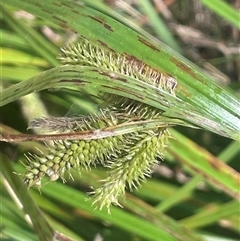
[92,127,170,210]
[23,38,177,211]
[59,38,177,95]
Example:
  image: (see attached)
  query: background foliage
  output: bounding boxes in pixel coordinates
[1,0,240,241]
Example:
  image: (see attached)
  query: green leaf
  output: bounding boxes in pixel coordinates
[169,129,240,201]
[0,154,54,241]
[3,0,240,141]
[40,181,200,241]
[200,0,240,28]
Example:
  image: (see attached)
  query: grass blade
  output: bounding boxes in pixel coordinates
[3,0,240,141]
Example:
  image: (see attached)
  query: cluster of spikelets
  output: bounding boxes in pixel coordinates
[23,38,177,210]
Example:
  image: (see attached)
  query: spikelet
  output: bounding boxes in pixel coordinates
[59,38,177,95]
[59,38,177,120]
[23,109,125,187]
[92,128,170,210]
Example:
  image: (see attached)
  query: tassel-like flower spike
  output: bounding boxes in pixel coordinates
[23,38,177,211]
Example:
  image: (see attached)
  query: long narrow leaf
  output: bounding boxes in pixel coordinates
[0,154,54,241]
[1,65,239,141]
[169,129,240,201]
[3,0,240,141]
